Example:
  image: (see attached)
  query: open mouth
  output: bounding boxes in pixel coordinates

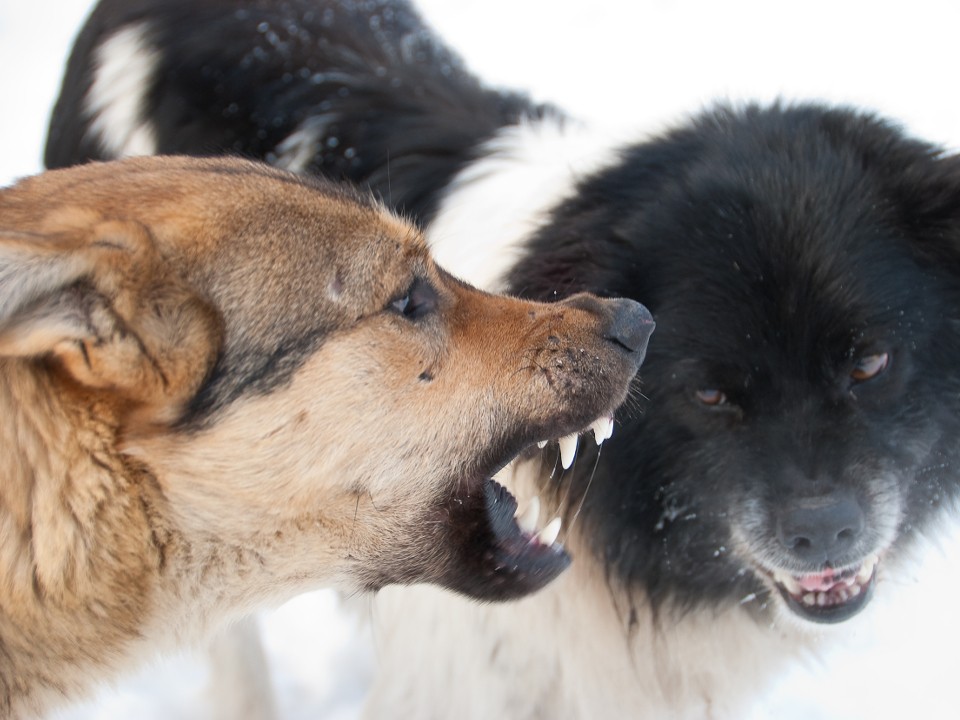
[447,415,615,600]
[764,554,879,624]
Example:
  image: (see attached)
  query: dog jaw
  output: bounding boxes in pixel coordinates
[403,413,621,601]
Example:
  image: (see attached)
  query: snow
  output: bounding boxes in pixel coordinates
[2,2,960,719]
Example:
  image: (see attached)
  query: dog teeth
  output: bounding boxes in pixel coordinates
[772,569,802,595]
[589,416,615,445]
[539,416,614,459]
[856,554,879,583]
[558,433,579,469]
[515,497,540,534]
[771,553,878,611]
[537,517,562,546]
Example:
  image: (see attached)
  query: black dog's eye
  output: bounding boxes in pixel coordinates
[696,389,728,406]
[390,278,437,320]
[851,352,889,382]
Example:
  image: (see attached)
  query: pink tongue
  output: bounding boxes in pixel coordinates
[798,571,839,592]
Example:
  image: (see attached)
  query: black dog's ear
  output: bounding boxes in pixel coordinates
[0,219,222,424]
[893,151,960,276]
[821,110,960,272]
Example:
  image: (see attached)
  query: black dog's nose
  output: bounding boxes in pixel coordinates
[776,494,865,565]
[604,298,655,357]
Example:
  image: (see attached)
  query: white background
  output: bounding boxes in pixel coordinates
[2,2,959,718]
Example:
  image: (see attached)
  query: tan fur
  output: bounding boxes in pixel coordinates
[0,156,646,717]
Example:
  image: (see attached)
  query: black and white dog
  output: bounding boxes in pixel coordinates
[46,1,960,717]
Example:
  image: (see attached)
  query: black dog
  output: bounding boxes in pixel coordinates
[46,0,960,716]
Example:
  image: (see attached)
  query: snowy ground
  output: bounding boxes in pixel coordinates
[2,1,960,718]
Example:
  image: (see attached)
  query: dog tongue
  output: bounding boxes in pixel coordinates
[798,570,839,592]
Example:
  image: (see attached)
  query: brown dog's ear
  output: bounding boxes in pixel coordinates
[0,219,222,423]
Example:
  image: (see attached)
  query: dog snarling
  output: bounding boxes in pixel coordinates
[0,155,651,716]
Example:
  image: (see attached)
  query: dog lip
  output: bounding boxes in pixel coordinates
[760,555,880,624]
[482,478,571,583]
[776,573,876,624]
[432,476,570,602]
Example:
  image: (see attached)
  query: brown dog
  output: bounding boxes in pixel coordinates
[0,155,652,716]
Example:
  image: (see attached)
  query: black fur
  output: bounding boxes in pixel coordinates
[47,0,960,624]
[509,105,960,614]
[46,0,549,224]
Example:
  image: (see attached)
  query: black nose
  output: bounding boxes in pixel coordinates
[604,298,655,357]
[776,494,865,565]
[560,294,655,363]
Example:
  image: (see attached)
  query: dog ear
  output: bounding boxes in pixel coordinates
[894,152,960,277]
[0,218,222,423]
[823,111,960,272]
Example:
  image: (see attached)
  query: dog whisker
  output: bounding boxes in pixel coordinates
[566,444,603,540]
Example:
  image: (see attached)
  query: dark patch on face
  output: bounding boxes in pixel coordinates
[179,324,332,428]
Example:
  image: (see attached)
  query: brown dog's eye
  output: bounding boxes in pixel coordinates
[696,389,728,406]
[851,353,889,382]
[390,278,437,320]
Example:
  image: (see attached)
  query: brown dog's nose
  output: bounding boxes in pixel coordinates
[604,298,655,357]
[562,294,655,363]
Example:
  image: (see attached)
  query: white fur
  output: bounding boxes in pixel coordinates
[426,115,632,291]
[86,24,159,158]
[366,460,828,720]
[272,115,334,174]
[205,617,278,720]
[368,580,808,719]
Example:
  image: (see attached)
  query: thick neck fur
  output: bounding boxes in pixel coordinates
[0,361,329,717]
[0,360,163,715]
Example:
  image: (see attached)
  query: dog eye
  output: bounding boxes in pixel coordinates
[390,278,437,320]
[696,389,728,406]
[851,352,889,382]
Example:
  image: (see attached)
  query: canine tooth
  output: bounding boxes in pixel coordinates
[537,517,562,546]
[588,418,604,445]
[515,497,540,534]
[589,416,615,445]
[848,584,861,598]
[558,433,578,469]
[817,592,828,607]
[537,440,548,449]
[856,555,878,584]
[776,572,802,596]
[802,593,816,606]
